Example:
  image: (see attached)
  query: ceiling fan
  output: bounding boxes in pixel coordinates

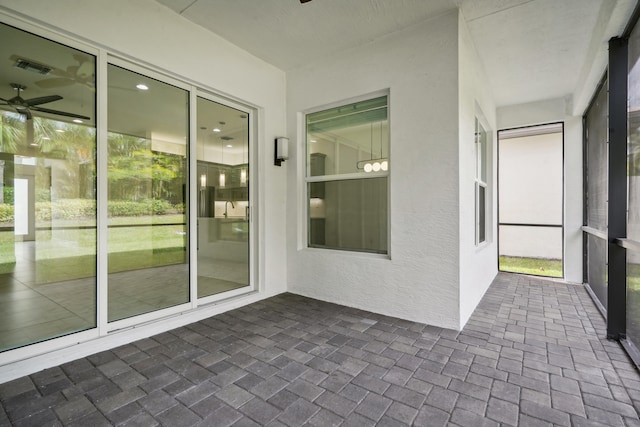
[34,54,95,90]
[0,83,90,121]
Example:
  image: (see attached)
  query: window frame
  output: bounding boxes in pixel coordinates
[303,91,390,256]
[475,116,489,246]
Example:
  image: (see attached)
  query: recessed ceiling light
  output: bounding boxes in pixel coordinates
[42,137,50,140]
[310,139,317,143]
[55,129,65,133]
[73,119,83,124]
[136,83,149,90]
[226,144,233,148]
[213,128,221,133]
[30,143,38,147]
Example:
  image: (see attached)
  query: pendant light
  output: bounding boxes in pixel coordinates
[356,121,388,172]
[219,136,226,188]
[240,122,247,186]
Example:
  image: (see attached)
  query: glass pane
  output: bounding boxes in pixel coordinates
[307,96,388,176]
[0,23,96,351]
[628,252,640,345]
[585,79,608,231]
[196,97,249,298]
[308,177,387,254]
[499,225,563,277]
[107,64,188,321]
[477,184,486,243]
[477,119,487,183]
[587,234,608,308]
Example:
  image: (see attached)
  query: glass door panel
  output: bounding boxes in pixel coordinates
[196,97,249,298]
[0,22,97,351]
[107,64,188,321]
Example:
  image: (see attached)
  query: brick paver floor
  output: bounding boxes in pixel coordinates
[0,272,639,426]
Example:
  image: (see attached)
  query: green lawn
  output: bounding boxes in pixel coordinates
[499,256,563,278]
[0,215,187,280]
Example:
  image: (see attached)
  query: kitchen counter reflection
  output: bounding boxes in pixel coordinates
[198,217,248,242]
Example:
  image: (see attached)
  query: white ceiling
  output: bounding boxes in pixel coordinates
[155,0,636,109]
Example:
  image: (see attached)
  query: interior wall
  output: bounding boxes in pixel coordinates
[497,98,583,283]
[457,13,498,328]
[286,11,462,329]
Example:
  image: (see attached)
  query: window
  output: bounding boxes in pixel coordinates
[305,95,389,254]
[475,117,488,245]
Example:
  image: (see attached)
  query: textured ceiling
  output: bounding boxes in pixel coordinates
[155,0,636,109]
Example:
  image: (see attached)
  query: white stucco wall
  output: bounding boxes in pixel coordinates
[286,11,461,329]
[498,132,563,260]
[0,0,287,380]
[457,14,498,328]
[497,99,583,283]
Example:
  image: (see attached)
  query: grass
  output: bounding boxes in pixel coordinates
[0,216,188,280]
[499,256,563,278]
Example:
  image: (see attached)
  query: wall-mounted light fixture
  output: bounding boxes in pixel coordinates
[274,137,289,166]
[200,173,207,188]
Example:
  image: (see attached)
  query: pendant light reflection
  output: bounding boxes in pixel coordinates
[357,121,388,173]
[241,122,247,186]
[219,136,226,188]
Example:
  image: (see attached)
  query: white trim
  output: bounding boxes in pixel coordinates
[107,302,193,332]
[305,171,388,182]
[189,87,199,309]
[97,48,109,335]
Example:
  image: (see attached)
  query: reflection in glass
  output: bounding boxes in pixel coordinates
[306,96,389,254]
[196,97,249,298]
[0,23,96,351]
[306,96,388,176]
[107,65,188,321]
[309,178,387,253]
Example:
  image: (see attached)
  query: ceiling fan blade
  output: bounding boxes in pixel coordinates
[30,106,90,120]
[301,0,313,3]
[25,95,63,106]
[34,77,75,89]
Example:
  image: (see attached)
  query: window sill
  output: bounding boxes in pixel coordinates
[303,246,391,261]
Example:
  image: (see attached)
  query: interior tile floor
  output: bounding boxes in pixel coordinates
[0,242,247,351]
[0,273,639,426]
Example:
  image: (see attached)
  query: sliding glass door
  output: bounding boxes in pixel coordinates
[107,64,189,322]
[0,19,255,354]
[196,97,250,298]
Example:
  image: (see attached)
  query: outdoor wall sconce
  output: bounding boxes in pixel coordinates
[274,137,289,166]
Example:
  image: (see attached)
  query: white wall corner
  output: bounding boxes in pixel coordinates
[457,10,498,329]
